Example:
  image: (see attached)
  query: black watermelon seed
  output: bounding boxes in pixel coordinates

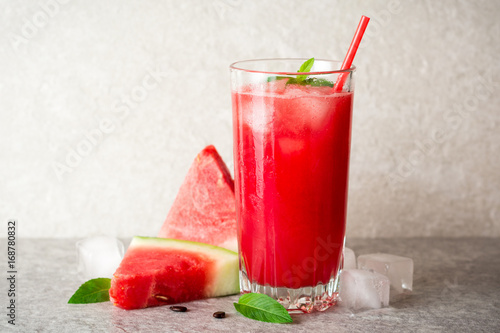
[213,311,225,318]
[170,306,187,312]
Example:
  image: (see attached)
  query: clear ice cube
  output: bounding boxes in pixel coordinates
[76,236,125,281]
[343,247,356,269]
[339,269,390,310]
[357,253,413,296]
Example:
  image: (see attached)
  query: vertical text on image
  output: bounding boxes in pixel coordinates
[6,220,17,326]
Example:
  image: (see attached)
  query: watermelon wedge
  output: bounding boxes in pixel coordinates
[158,145,238,252]
[109,236,239,310]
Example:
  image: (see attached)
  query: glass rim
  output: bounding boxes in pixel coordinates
[229,58,356,76]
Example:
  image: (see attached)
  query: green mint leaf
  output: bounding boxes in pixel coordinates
[267,76,291,82]
[233,293,292,324]
[285,77,300,86]
[309,78,334,87]
[297,58,314,80]
[267,59,333,87]
[285,77,334,88]
[297,57,314,80]
[68,278,111,304]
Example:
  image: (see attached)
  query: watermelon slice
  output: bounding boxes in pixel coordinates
[109,236,239,310]
[158,145,238,252]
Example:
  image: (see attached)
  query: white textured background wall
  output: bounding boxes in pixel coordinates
[1,0,499,239]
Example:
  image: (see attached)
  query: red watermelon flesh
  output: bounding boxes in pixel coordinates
[109,236,239,310]
[158,145,237,252]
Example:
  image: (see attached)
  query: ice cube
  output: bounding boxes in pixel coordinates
[343,247,356,269]
[277,137,305,155]
[76,236,125,281]
[357,253,413,296]
[339,269,390,310]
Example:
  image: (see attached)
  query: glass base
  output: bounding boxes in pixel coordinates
[239,270,340,313]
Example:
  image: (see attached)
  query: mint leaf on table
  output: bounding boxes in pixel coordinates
[296,57,315,80]
[68,278,111,304]
[233,293,293,324]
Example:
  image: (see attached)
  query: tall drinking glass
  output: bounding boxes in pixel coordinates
[230,59,355,313]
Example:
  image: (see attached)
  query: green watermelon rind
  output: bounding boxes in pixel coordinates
[132,236,237,256]
[130,236,240,298]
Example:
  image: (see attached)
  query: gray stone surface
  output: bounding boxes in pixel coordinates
[1,238,499,332]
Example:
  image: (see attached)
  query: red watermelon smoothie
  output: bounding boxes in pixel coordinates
[231,59,355,313]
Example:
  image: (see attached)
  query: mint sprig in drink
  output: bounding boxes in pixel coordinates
[231,16,369,314]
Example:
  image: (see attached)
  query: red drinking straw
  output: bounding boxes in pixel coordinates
[334,15,370,92]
